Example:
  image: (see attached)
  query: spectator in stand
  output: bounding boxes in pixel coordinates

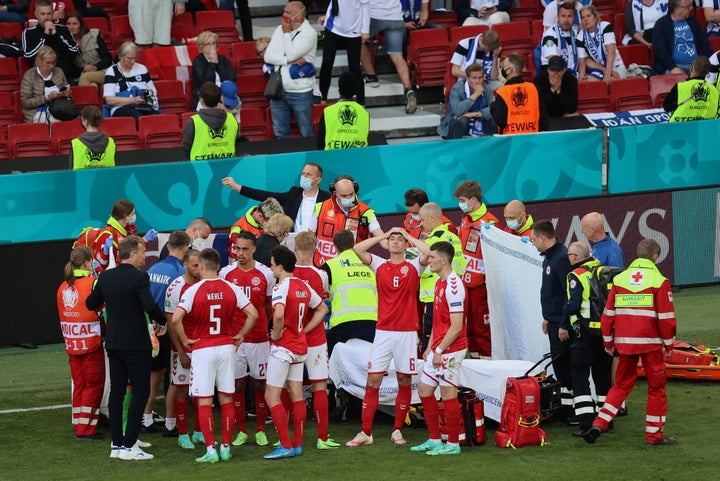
[264,1,318,138]
[534,55,578,117]
[316,0,369,105]
[360,0,417,114]
[401,0,443,30]
[703,0,720,38]
[706,50,720,84]
[219,0,254,42]
[220,80,241,124]
[456,0,510,27]
[72,0,110,19]
[190,31,237,110]
[27,0,74,24]
[438,63,494,139]
[540,2,580,75]
[65,11,111,89]
[543,0,586,30]
[255,37,273,76]
[20,45,71,123]
[622,0,668,46]
[128,0,187,49]
[103,42,160,122]
[450,30,501,101]
[652,0,711,74]
[70,105,116,170]
[22,0,79,81]
[576,5,628,82]
[0,0,30,26]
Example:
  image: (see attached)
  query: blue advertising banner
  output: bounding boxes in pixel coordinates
[0,129,603,244]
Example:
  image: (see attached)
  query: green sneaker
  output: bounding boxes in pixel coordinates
[255,431,268,446]
[195,451,219,463]
[426,443,461,456]
[178,434,196,450]
[232,431,248,446]
[219,447,231,461]
[191,431,205,445]
[410,439,443,452]
[273,440,281,448]
[317,438,342,449]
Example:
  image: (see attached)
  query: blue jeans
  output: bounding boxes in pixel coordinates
[270,91,314,138]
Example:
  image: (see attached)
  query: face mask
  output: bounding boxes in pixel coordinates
[340,197,355,209]
[282,13,293,23]
[410,214,421,222]
[299,176,313,191]
[128,214,136,225]
[458,201,471,213]
[501,68,509,78]
[506,219,519,231]
[191,237,206,251]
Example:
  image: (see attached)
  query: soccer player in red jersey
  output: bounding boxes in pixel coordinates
[171,248,259,463]
[165,249,202,449]
[264,246,328,460]
[219,231,275,447]
[293,231,341,450]
[410,241,468,456]
[346,227,430,447]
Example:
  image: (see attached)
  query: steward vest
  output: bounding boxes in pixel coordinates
[670,79,720,122]
[403,213,458,240]
[495,81,541,134]
[71,137,116,170]
[419,225,467,302]
[566,258,600,333]
[56,272,103,355]
[228,206,263,260]
[313,197,374,266]
[326,249,378,328]
[189,112,238,160]
[459,203,499,287]
[322,101,370,150]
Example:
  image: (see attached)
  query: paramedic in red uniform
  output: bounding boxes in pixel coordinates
[57,246,105,440]
[583,238,677,446]
[402,188,458,240]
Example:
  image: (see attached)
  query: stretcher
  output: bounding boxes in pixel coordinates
[637,362,720,381]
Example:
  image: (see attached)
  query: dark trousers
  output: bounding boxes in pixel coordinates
[107,349,152,448]
[326,320,376,356]
[319,29,365,105]
[420,302,433,353]
[547,322,573,417]
[570,335,612,431]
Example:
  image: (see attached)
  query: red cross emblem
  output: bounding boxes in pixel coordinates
[630,271,643,285]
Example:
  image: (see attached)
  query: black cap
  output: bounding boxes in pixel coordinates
[547,55,566,71]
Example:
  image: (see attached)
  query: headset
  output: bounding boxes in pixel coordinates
[329,174,360,193]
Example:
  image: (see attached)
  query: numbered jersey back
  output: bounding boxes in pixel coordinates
[271,277,323,355]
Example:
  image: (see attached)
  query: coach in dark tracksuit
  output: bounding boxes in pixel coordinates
[531,219,574,421]
[86,235,166,458]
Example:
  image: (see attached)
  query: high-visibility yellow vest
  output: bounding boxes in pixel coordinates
[189,112,238,160]
[326,249,378,328]
[419,225,467,302]
[322,100,369,150]
[566,258,600,330]
[71,137,116,170]
[670,79,719,122]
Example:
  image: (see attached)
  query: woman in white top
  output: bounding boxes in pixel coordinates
[623,0,669,46]
[576,5,628,81]
[102,41,160,121]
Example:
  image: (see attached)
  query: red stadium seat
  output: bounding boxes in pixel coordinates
[0,57,20,92]
[238,107,271,141]
[492,21,534,55]
[138,114,181,149]
[171,12,197,42]
[154,79,189,115]
[407,28,451,87]
[181,111,195,129]
[229,41,265,75]
[195,10,239,44]
[710,36,720,53]
[649,73,686,108]
[312,103,329,134]
[509,0,540,23]
[610,77,652,111]
[577,81,611,113]
[1,23,23,41]
[614,13,627,46]
[236,74,269,109]
[617,44,651,67]
[110,16,135,50]
[521,52,536,82]
[8,123,52,159]
[532,19,544,46]
[70,85,102,111]
[592,0,617,17]
[51,120,85,156]
[693,7,707,33]
[98,117,139,151]
[427,10,458,29]
[449,25,488,46]
[83,0,125,18]
[0,92,18,125]
[84,17,111,45]
[0,126,8,160]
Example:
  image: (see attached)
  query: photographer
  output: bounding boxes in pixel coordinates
[102,41,160,123]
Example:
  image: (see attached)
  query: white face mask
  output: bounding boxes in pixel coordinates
[458,201,471,213]
[191,237,206,251]
[127,214,137,225]
[506,219,520,231]
[339,197,355,209]
[410,214,421,222]
[299,176,313,191]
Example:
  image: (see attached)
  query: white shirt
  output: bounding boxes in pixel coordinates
[264,20,318,93]
[324,0,371,37]
[370,0,403,21]
[295,191,319,233]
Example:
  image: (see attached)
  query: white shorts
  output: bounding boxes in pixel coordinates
[304,343,329,381]
[266,345,306,388]
[420,349,467,388]
[235,341,270,380]
[368,330,418,376]
[170,350,192,386]
[190,344,236,397]
[128,0,173,45]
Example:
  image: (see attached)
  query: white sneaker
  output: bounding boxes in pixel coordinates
[345,431,373,447]
[134,439,152,448]
[110,446,122,458]
[118,446,154,460]
[391,429,406,445]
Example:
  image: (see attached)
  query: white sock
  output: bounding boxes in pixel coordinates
[220,443,229,450]
[207,445,216,455]
[165,418,176,430]
[143,413,153,426]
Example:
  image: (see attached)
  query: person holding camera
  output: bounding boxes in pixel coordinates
[20,45,72,123]
[103,41,160,122]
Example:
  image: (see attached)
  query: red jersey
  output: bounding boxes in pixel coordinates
[369,255,422,332]
[431,271,468,353]
[271,277,323,355]
[220,262,274,343]
[293,264,329,347]
[177,278,251,350]
[165,276,194,352]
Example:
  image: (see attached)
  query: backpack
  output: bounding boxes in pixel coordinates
[494,373,547,448]
[73,226,112,250]
[585,265,624,335]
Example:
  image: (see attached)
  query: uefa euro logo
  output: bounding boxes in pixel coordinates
[691,84,710,103]
[85,149,104,163]
[208,124,228,139]
[338,105,358,126]
[511,87,528,108]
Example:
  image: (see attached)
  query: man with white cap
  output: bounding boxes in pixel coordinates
[182,81,239,161]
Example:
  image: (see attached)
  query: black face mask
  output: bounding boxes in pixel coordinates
[501,68,509,78]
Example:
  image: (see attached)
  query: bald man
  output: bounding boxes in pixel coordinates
[502,200,533,238]
[580,212,624,268]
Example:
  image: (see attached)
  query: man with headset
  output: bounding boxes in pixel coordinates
[312,174,385,267]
